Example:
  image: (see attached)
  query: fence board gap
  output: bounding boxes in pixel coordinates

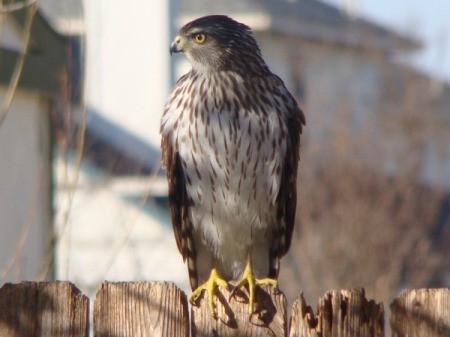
[191,284,286,337]
[390,288,450,337]
[0,281,89,337]
[289,288,384,337]
[93,281,189,337]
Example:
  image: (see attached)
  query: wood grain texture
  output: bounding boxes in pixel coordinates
[289,289,384,337]
[3,282,449,336]
[0,281,89,337]
[191,284,286,337]
[93,281,189,337]
[390,288,450,337]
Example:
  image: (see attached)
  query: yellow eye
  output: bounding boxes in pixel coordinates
[193,33,206,44]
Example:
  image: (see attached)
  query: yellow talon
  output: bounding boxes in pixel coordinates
[231,256,278,313]
[189,267,227,317]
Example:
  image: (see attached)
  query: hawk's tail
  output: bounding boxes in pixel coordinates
[269,252,280,279]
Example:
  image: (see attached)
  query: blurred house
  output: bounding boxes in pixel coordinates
[38,0,190,296]
[34,0,449,298]
[0,8,65,284]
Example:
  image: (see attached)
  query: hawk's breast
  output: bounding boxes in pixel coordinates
[161,71,288,251]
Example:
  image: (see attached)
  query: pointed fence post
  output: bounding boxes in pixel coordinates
[289,288,384,337]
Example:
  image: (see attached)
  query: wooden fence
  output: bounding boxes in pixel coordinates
[0,281,449,337]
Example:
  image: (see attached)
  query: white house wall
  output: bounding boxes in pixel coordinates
[82,0,171,148]
[0,87,51,284]
[301,42,383,168]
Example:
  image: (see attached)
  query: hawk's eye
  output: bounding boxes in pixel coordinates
[193,33,206,44]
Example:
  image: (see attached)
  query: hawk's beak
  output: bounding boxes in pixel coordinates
[170,35,183,56]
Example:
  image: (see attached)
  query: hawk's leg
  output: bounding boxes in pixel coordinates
[231,254,278,314]
[188,264,227,317]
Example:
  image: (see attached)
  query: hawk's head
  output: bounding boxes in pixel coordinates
[170,15,265,72]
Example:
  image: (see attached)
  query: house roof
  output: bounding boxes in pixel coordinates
[64,107,163,176]
[38,0,84,35]
[0,8,66,94]
[37,0,419,52]
[177,0,420,52]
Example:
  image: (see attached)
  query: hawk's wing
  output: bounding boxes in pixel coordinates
[161,133,198,290]
[271,80,305,278]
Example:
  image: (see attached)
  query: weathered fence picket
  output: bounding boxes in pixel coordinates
[0,281,88,337]
[94,282,189,337]
[0,281,449,337]
[289,289,384,337]
[390,288,450,337]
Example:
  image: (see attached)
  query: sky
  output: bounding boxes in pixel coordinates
[323,0,450,82]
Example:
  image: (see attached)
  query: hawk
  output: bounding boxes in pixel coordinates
[161,15,305,314]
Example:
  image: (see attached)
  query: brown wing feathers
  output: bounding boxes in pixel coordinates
[270,96,305,278]
[161,135,199,289]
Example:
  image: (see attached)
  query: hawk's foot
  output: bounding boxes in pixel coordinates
[230,259,278,314]
[189,267,227,317]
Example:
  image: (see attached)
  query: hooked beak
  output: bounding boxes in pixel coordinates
[170,35,183,56]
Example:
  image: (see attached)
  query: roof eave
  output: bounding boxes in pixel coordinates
[263,16,421,53]
[0,9,67,94]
